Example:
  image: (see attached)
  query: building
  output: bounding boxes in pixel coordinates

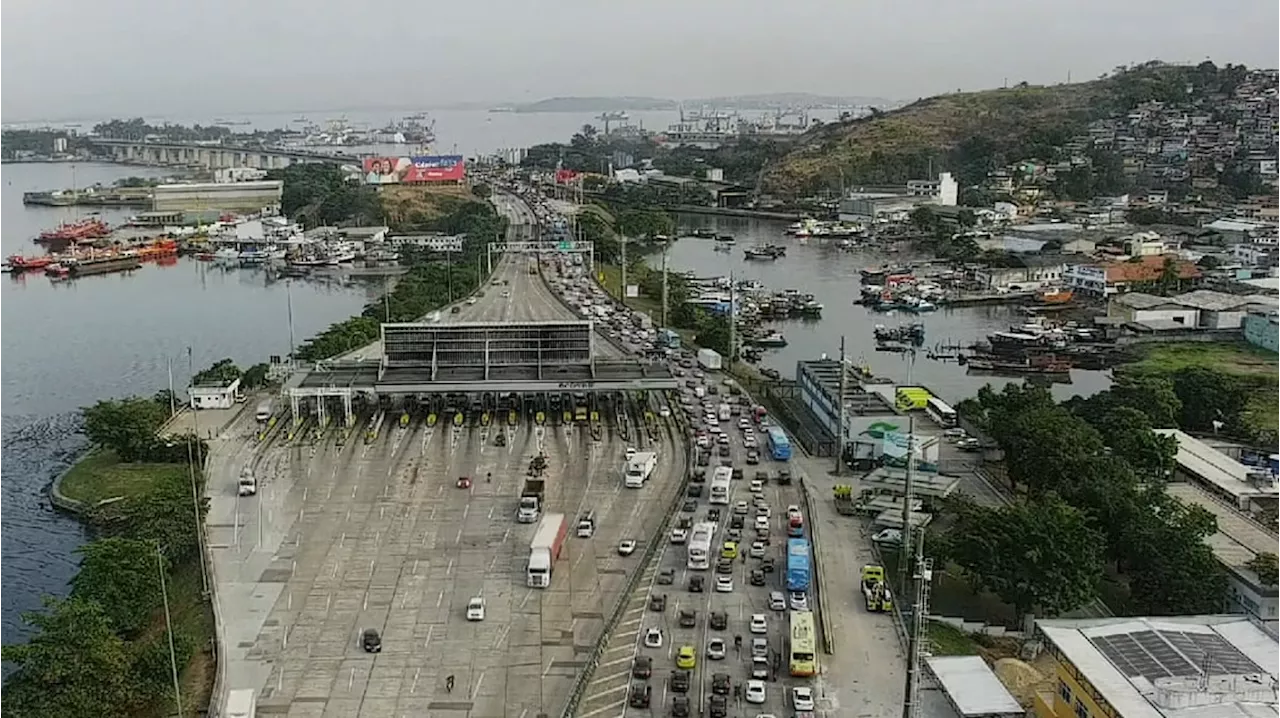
[190,377,241,410]
[1155,429,1279,513]
[1033,615,1278,718]
[1174,290,1275,330]
[214,167,269,183]
[1063,255,1202,297]
[1244,310,1279,352]
[925,656,1022,718]
[974,254,1072,291]
[976,235,1050,254]
[1206,218,1276,244]
[152,180,284,213]
[1106,291,1274,330]
[838,172,957,222]
[1108,293,1200,326]
[906,172,958,205]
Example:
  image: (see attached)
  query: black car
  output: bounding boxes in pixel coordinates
[697,453,710,467]
[754,471,769,482]
[707,508,721,522]
[657,568,675,585]
[632,655,652,679]
[731,468,744,480]
[678,609,697,628]
[686,484,703,498]
[708,694,728,718]
[691,469,707,483]
[650,594,667,612]
[760,557,776,573]
[669,670,691,693]
[729,515,744,530]
[750,569,766,586]
[710,611,728,630]
[681,499,697,513]
[711,673,731,695]
[777,469,792,484]
[717,444,731,457]
[361,628,382,653]
[671,696,691,718]
[628,683,652,708]
[677,515,693,529]
[689,575,705,592]
[716,558,734,574]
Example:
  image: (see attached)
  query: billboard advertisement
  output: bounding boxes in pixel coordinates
[363,155,465,184]
[555,169,581,185]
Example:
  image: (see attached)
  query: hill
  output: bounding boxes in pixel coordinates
[759,62,1226,197]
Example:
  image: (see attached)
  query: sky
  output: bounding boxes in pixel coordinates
[2,0,1277,122]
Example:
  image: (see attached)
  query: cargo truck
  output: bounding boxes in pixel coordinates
[517,479,545,522]
[861,564,893,613]
[696,348,722,371]
[527,513,568,588]
[624,451,658,488]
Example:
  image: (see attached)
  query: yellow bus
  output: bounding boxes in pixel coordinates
[788,610,818,677]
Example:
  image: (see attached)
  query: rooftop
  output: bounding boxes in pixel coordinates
[1038,615,1279,718]
[1174,289,1273,312]
[1104,255,1202,284]
[1163,482,1278,590]
[925,656,1022,717]
[1114,292,1186,310]
[1155,429,1279,502]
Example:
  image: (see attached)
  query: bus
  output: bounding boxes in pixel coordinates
[788,610,818,677]
[785,538,811,592]
[765,426,792,461]
[688,522,715,570]
[925,397,958,428]
[709,466,732,505]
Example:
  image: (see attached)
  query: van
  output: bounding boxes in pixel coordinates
[576,512,595,538]
[254,400,273,423]
[238,467,257,496]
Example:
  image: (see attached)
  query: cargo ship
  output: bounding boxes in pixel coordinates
[36,218,111,245]
[65,253,142,277]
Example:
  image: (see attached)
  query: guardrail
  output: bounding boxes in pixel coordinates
[799,476,836,656]
[560,406,692,718]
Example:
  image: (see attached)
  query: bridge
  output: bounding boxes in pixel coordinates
[87,137,359,169]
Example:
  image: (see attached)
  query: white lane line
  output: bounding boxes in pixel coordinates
[576,697,627,718]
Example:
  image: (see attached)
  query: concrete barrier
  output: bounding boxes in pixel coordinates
[799,476,836,655]
[48,449,95,515]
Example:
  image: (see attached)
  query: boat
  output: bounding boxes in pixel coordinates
[45,263,71,278]
[5,253,56,272]
[212,247,241,262]
[689,228,715,239]
[135,239,179,261]
[65,253,142,277]
[967,354,1073,377]
[874,323,925,344]
[899,296,937,314]
[751,332,788,348]
[1039,288,1074,304]
[715,235,736,245]
[36,218,111,244]
[744,247,777,261]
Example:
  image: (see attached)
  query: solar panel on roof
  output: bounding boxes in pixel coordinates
[1162,630,1264,676]
[1090,629,1266,683]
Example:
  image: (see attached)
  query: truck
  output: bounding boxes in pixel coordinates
[254,400,273,423]
[517,479,545,522]
[861,564,893,613]
[624,451,658,488]
[225,689,256,718]
[717,403,732,422]
[696,348,722,371]
[833,485,857,515]
[527,513,568,588]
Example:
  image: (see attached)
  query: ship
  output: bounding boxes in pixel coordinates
[750,332,788,348]
[874,323,926,344]
[36,218,110,244]
[1038,287,1074,304]
[65,253,142,277]
[5,254,57,272]
[689,228,716,239]
[966,354,1072,377]
[135,239,179,261]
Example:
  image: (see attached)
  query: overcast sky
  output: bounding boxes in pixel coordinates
[3,0,1277,121]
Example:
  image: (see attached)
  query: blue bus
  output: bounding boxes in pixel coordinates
[766,426,792,461]
[785,538,811,592]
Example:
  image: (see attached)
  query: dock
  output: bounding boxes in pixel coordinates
[23,188,153,208]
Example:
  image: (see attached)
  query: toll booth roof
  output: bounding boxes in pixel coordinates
[924,656,1022,717]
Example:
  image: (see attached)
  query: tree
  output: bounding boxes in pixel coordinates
[1246,552,1278,587]
[1087,406,1178,481]
[1170,366,1249,434]
[71,538,165,638]
[616,208,675,239]
[2,597,137,718]
[942,496,1105,620]
[81,398,169,462]
[241,362,271,389]
[695,317,732,359]
[996,405,1103,494]
[152,389,178,416]
[470,182,492,199]
[89,468,206,564]
[1119,489,1227,615]
[192,358,241,386]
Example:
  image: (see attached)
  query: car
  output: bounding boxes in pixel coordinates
[708,695,728,718]
[716,558,734,574]
[759,557,776,573]
[686,484,703,498]
[717,444,731,457]
[501,290,511,298]
[465,297,478,305]
[628,683,652,708]
[790,591,809,611]
[873,528,904,545]
[711,673,732,695]
[691,469,707,482]
[657,568,675,585]
[734,500,749,515]
[675,645,697,669]
[456,476,471,489]
[756,505,771,518]
[678,609,697,628]
[715,575,734,593]
[751,636,769,658]
[738,418,750,430]
[681,498,698,513]
[618,539,637,556]
[944,427,968,439]
[786,505,802,521]
[670,528,688,544]
[717,433,729,445]
[721,541,738,559]
[625,447,637,459]
[707,637,727,660]
[768,591,787,611]
[750,614,767,634]
[754,515,770,531]
[632,655,653,679]
[650,594,667,612]
[671,696,691,718]
[751,656,771,680]
[750,541,767,558]
[745,450,760,464]
[696,453,710,467]
[745,680,766,704]
[644,627,663,648]
[750,569,766,586]
[776,469,792,485]
[709,611,728,630]
[669,669,691,693]
[689,575,705,592]
[749,479,764,493]
[792,687,815,711]
[726,527,742,542]
[707,508,721,523]
[466,596,486,621]
[361,628,382,653]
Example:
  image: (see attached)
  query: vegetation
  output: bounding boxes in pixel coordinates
[190,358,241,386]
[6,396,213,716]
[954,381,1228,617]
[1246,553,1278,587]
[1,128,86,159]
[269,163,384,228]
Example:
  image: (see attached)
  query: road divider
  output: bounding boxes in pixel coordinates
[800,476,835,656]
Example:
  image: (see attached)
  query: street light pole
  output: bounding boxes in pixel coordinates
[186,347,210,597]
[157,542,183,716]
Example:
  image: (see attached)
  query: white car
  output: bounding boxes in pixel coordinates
[501,290,511,298]
[749,480,764,493]
[707,637,727,660]
[670,528,688,544]
[644,627,663,648]
[873,528,903,545]
[768,592,786,611]
[751,637,768,657]
[749,541,767,559]
[756,505,771,519]
[618,539,637,556]
[749,614,767,634]
[745,680,766,704]
[625,447,637,459]
[790,591,809,611]
[717,433,730,445]
[786,505,802,521]
[737,418,750,430]
[466,596,485,621]
[792,687,815,711]
[466,297,478,305]
[715,575,733,593]
[734,501,749,515]
[696,435,710,448]
[754,515,770,531]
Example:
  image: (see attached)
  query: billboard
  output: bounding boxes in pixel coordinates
[363,155,466,184]
[555,169,581,185]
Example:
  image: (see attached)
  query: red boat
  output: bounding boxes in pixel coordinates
[36,219,111,244]
[5,254,56,272]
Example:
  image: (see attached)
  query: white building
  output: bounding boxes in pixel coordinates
[838,172,958,222]
[906,172,958,206]
[190,377,241,410]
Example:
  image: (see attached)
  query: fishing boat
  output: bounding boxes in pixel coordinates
[967,354,1072,378]
[36,218,111,244]
[45,263,71,278]
[135,239,179,261]
[212,247,241,263]
[715,235,736,246]
[1039,287,1074,304]
[5,253,56,272]
[750,332,788,348]
[689,228,715,239]
[874,323,925,344]
[64,252,142,277]
[744,247,777,261]
[899,296,937,314]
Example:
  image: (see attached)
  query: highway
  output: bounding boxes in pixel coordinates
[205,195,686,716]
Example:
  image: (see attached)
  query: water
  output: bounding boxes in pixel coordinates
[657,215,1112,404]
[1,163,373,646]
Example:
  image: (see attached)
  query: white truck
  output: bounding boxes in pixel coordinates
[718,403,732,421]
[697,348,723,371]
[225,689,256,718]
[528,513,568,588]
[624,451,659,488]
[517,479,545,523]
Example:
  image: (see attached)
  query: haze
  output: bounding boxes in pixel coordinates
[3,0,1277,122]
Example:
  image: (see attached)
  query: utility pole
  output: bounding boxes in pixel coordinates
[186,347,210,597]
[897,414,916,588]
[383,276,391,322]
[286,280,296,365]
[727,272,736,366]
[166,355,177,417]
[901,531,932,718]
[835,336,847,474]
[157,542,183,716]
[660,242,670,327]
[620,235,628,308]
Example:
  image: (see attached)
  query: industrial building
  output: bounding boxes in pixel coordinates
[151,180,284,212]
[1033,615,1277,718]
[837,172,958,222]
[190,377,241,410]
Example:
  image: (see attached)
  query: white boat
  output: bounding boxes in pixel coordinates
[213,247,240,263]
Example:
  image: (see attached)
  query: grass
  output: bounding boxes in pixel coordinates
[379,185,475,227]
[1123,341,1279,437]
[927,620,983,655]
[59,450,191,506]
